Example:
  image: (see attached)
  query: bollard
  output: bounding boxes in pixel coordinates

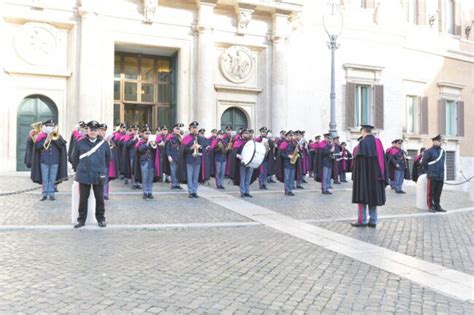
[416,174,428,210]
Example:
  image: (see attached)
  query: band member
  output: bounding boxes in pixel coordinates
[30,119,68,201]
[387,139,409,194]
[339,142,352,182]
[265,129,277,184]
[68,121,86,165]
[331,136,342,184]
[123,125,141,189]
[159,126,170,183]
[99,123,120,200]
[113,123,127,180]
[412,147,425,182]
[164,123,183,189]
[351,125,388,228]
[255,127,271,190]
[234,128,255,197]
[177,121,209,198]
[209,129,218,142]
[294,131,305,189]
[422,135,446,213]
[134,126,161,199]
[25,121,43,169]
[386,140,398,189]
[209,130,228,189]
[276,130,297,196]
[309,135,321,178]
[299,131,310,184]
[71,120,111,228]
[224,125,234,178]
[316,133,333,194]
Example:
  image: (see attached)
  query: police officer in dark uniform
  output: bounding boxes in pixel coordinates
[71,120,111,228]
[422,135,446,213]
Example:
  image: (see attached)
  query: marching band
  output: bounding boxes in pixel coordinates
[23,119,446,228]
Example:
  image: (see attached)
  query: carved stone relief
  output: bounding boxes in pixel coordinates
[219,46,255,84]
[14,22,59,66]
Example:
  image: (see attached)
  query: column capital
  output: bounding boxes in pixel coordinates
[196,0,216,34]
[271,10,291,41]
[235,4,256,35]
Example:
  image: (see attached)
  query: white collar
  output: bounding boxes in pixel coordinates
[89,137,98,143]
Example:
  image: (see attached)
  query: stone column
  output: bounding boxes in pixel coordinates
[77,2,103,122]
[271,11,290,132]
[196,0,216,128]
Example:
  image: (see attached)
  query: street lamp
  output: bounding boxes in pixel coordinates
[323,1,343,138]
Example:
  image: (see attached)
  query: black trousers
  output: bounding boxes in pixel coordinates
[429,179,443,209]
[78,183,106,223]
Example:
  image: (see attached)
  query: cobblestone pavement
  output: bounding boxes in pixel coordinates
[1,227,473,314]
[1,175,473,313]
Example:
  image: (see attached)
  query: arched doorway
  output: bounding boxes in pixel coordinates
[220,107,248,131]
[16,95,58,171]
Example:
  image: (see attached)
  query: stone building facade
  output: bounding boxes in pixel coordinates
[1,0,473,186]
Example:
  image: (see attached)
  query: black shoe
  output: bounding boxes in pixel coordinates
[399,190,406,194]
[49,196,55,201]
[54,187,59,192]
[367,223,377,228]
[104,196,109,200]
[322,191,332,195]
[334,181,341,184]
[136,184,142,189]
[124,179,129,185]
[165,179,170,183]
[351,222,367,228]
[193,193,199,198]
[244,193,253,198]
[241,193,246,198]
[74,222,85,228]
[329,186,333,189]
[188,194,194,198]
[429,207,437,213]
[286,192,295,196]
[40,196,47,201]
[302,179,308,183]
[296,185,304,189]
[176,186,183,190]
[148,194,154,199]
[436,207,446,212]
[98,220,107,228]
[268,179,276,183]
[143,194,148,199]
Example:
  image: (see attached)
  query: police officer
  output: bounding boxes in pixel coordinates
[422,135,447,213]
[71,120,111,228]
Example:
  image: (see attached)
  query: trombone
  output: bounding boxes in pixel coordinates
[43,126,60,150]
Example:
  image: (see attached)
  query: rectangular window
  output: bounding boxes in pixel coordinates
[445,100,457,136]
[406,0,417,24]
[446,0,455,34]
[406,96,420,133]
[446,151,455,180]
[354,85,371,127]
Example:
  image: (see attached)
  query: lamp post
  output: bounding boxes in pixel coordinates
[323,1,343,138]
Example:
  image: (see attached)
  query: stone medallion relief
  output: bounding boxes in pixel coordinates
[219,46,255,84]
[14,22,59,66]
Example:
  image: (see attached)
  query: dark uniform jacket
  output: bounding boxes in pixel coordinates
[72,136,111,185]
[421,146,445,181]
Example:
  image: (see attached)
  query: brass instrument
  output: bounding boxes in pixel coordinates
[225,136,234,152]
[192,135,202,157]
[30,121,43,143]
[43,126,60,150]
[216,139,225,152]
[147,135,158,149]
[290,142,300,165]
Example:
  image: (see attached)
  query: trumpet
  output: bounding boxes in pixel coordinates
[44,126,60,150]
[30,121,43,143]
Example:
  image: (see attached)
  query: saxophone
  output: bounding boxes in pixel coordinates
[290,142,300,165]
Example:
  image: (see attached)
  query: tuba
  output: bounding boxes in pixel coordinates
[44,126,60,150]
[30,121,43,143]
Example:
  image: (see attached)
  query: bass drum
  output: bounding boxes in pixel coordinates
[241,140,266,169]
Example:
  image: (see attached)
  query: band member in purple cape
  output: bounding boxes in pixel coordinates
[68,121,86,165]
[112,123,127,180]
[265,129,277,184]
[255,127,273,190]
[224,125,234,177]
[386,139,409,194]
[133,126,162,199]
[299,131,310,184]
[25,121,43,169]
[232,128,257,198]
[315,133,333,194]
[351,125,388,228]
[71,120,111,228]
[177,121,209,198]
[121,125,142,190]
[275,130,297,196]
[294,131,305,189]
[331,136,343,184]
[411,147,425,182]
[309,135,321,179]
[30,119,68,201]
[209,130,229,190]
[98,124,119,200]
[163,124,183,190]
[209,129,218,143]
[422,135,446,213]
[339,142,352,182]
[158,126,170,183]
